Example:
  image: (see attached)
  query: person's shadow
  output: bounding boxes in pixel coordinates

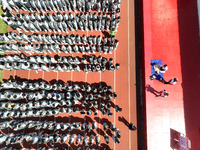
[145,84,160,96]
[118,116,129,127]
[102,30,110,37]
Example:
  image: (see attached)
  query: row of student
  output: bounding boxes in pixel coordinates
[0,61,119,72]
[0,120,121,145]
[0,120,112,132]
[0,105,114,119]
[1,11,120,33]
[3,11,121,31]
[0,89,117,101]
[0,102,118,118]
[0,101,121,115]
[0,120,120,138]
[0,54,118,66]
[0,42,118,54]
[10,11,121,24]
[1,76,113,92]
[0,32,119,47]
[0,97,120,110]
[2,0,122,13]
[0,131,120,146]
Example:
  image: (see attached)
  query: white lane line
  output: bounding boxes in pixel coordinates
[14,70,16,77]
[114,47,116,150]
[127,0,131,149]
[42,71,45,80]
[99,71,102,82]
[28,70,30,80]
[71,71,73,81]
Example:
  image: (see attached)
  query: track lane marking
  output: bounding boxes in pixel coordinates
[127,0,131,149]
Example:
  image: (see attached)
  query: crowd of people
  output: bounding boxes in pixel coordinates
[0,32,114,45]
[0,53,120,72]
[1,11,120,33]
[0,120,98,131]
[0,0,124,149]
[0,32,119,54]
[0,76,121,116]
[2,0,122,14]
[0,120,121,146]
[0,76,122,148]
[1,0,122,36]
[0,132,101,146]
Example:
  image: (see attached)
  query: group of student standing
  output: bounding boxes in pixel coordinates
[0,0,124,149]
[0,76,122,148]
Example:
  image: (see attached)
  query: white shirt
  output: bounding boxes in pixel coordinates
[0,135,7,144]
[1,82,13,89]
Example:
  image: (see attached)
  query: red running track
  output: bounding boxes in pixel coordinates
[1,0,137,149]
